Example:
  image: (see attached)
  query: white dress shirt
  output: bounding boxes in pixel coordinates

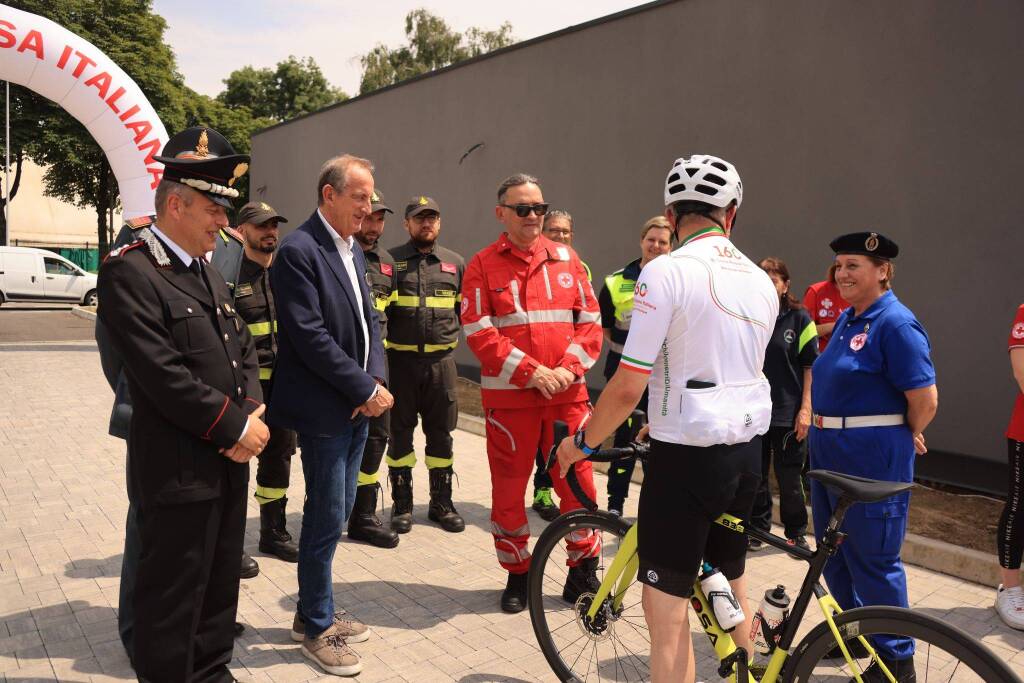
[317,208,372,371]
[150,224,203,271]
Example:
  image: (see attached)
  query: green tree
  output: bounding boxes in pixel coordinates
[359,9,514,95]
[219,56,347,123]
[0,88,55,247]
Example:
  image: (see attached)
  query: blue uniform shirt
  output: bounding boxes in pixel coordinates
[811,291,935,417]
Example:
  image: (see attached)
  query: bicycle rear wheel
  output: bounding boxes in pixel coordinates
[528,510,650,682]
[786,605,1021,682]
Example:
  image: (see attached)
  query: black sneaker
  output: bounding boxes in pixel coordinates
[853,655,916,682]
[786,536,813,554]
[747,537,765,552]
[501,571,529,613]
[825,637,870,659]
[532,488,560,522]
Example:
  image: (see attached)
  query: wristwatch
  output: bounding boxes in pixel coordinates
[573,430,598,456]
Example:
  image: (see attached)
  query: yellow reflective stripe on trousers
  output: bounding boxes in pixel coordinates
[386,452,417,468]
[259,367,273,380]
[254,485,287,503]
[425,455,453,469]
[357,470,379,486]
[248,320,277,336]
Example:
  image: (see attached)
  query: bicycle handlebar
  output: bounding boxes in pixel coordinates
[546,412,649,512]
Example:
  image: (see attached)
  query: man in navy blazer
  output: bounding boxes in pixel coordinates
[269,154,393,677]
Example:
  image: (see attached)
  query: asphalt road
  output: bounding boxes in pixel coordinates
[0,303,95,343]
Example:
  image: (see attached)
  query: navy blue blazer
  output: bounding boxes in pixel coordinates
[268,210,385,436]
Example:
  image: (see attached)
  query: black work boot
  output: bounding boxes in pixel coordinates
[427,467,465,533]
[388,467,414,534]
[258,497,299,562]
[347,483,399,548]
[240,551,259,579]
[563,556,601,604]
[501,571,529,613]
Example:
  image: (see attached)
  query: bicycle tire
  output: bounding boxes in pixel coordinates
[528,509,647,683]
[785,605,1021,682]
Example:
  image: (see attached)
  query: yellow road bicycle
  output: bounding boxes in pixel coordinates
[528,422,1021,682]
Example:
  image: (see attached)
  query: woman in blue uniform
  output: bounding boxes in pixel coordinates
[808,232,938,682]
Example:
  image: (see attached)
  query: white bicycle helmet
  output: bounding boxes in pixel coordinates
[663,155,743,208]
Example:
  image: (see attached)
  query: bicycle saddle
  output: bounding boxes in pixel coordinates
[807,470,913,503]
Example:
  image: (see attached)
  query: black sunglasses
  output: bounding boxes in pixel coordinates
[500,203,549,218]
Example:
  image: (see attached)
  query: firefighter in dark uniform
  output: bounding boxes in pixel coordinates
[97,126,268,683]
[349,190,401,548]
[234,201,300,562]
[385,196,465,533]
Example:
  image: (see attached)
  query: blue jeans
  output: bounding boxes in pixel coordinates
[297,421,368,638]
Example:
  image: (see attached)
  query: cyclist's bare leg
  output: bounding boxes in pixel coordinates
[1000,567,1021,589]
[728,573,755,658]
[642,583,696,683]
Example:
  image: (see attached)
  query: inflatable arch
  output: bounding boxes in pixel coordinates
[0,4,168,219]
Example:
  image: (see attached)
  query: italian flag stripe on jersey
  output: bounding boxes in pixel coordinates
[620,354,653,374]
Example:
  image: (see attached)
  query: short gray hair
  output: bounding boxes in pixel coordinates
[317,154,374,205]
[543,209,573,229]
[154,180,196,216]
[497,173,540,202]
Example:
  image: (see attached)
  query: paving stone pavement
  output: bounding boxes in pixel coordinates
[0,343,1022,682]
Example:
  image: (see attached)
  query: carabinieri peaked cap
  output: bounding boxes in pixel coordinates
[154,126,250,209]
[829,231,899,260]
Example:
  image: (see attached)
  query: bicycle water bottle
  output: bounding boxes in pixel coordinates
[698,563,745,631]
[750,585,790,654]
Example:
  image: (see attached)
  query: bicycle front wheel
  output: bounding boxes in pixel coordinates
[786,605,1021,682]
[528,510,650,682]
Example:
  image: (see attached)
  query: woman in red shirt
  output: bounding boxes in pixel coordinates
[996,304,1024,630]
[802,263,850,352]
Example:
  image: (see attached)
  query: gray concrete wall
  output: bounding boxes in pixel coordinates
[251,0,1024,478]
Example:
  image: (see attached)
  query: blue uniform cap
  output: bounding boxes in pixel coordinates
[829,232,899,260]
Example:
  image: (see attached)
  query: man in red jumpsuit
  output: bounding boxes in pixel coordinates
[462,172,604,612]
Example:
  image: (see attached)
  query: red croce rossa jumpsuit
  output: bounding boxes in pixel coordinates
[462,232,603,573]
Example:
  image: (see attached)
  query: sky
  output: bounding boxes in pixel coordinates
[152,0,652,97]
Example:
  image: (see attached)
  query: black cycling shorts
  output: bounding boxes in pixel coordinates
[637,436,761,598]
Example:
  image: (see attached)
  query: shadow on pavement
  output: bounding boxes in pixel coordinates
[0,599,133,681]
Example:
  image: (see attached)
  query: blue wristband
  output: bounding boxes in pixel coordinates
[574,430,598,455]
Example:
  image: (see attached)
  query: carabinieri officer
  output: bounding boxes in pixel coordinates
[808,231,938,681]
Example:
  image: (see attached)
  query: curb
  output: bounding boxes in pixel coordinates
[71,306,97,321]
[455,412,1001,588]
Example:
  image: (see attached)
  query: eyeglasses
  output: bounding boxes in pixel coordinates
[543,228,572,237]
[500,203,549,218]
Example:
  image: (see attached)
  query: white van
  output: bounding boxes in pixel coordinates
[0,246,99,306]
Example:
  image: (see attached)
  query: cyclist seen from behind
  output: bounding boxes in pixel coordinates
[558,155,777,683]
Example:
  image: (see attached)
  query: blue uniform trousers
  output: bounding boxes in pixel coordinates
[810,426,914,661]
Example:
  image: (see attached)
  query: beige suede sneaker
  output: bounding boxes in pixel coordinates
[301,622,362,677]
[291,609,370,643]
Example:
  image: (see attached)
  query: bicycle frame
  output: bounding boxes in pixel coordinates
[581,505,889,682]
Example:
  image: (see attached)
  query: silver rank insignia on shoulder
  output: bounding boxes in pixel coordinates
[136,227,172,268]
[108,241,139,258]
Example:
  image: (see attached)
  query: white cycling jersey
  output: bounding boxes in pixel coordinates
[619,227,779,446]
